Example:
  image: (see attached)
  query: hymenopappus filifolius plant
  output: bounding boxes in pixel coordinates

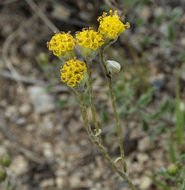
[47,10,136,190]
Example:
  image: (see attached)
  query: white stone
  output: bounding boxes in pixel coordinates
[5,106,17,117]
[28,86,55,114]
[140,6,151,21]
[9,155,28,176]
[0,147,7,157]
[69,174,81,187]
[137,153,149,163]
[26,124,35,132]
[56,177,65,188]
[138,136,150,151]
[43,143,53,160]
[139,176,152,189]
[19,104,31,115]
[40,178,54,188]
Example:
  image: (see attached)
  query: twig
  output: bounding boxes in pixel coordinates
[2,17,40,91]
[0,109,44,164]
[2,24,25,86]
[104,0,117,10]
[0,70,44,86]
[104,0,125,20]
[25,0,59,32]
[0,0,19,5]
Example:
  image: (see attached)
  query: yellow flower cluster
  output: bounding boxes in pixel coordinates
[76,28,104,50]
[97,10,130,39]
[47,32,76,56]
[47,10,130,87]
[60,58,87,87]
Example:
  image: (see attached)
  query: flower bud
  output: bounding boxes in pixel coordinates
[0,169,7,182]
[167,163,179,176]
[0,154,11,167]
[37,52,49,65]
[116,80,125,90]
[106,60,121,75]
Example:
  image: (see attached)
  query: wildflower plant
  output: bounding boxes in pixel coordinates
[47,10,135,190]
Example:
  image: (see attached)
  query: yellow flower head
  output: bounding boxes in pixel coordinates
[60,58,87,87]
[97,10,130,39]
[76,28,104,50]
[47,32,76,56]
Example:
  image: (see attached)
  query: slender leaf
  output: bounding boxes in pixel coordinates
[168,137,177,163]
[168,24,175,42]
[142,119,149,131]
[175,75,184,152]
[147,174,170,190]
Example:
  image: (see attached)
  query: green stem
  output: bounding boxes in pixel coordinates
[86,59,102,142]
[76,92,136,190]
[100,47,127,172]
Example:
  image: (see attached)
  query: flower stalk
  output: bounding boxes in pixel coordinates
[86,59,102,142]
[100,47,127,172]
[76,91,136,190]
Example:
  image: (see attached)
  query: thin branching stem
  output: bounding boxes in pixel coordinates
[100,47,127,172]
[76,92,136,190]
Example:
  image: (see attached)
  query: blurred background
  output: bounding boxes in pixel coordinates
[0,0,185,190]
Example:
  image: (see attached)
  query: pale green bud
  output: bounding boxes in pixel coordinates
[167,163,179,176]
[106,60,121,75]
[0,169,7,182]
[0,154,11,167]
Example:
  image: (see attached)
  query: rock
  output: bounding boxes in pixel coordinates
[15,117,26,125]
[26,124,36,132]
[0,147,7,157]
[140,6,151,21]
[117,181,129,190]
[180,102,185,111]
[90,188,98,190]
[69,174,82,187]
[180,65,185,80]
[28,86,55,114]
[181,38,185,46]
[52,4,71,21]
[138,136,150,151]
[21,42,35,57]
[93,157,104,179]
[9,155,28,176]
[19,104,31,115]
[139,176,152,189]
[56,177,65,188]
[40,178,55,188]
[42,143,54,160]
[150,74,165,91]
[159,24,168,36]
[137,153,149,163]
[5,106,17,118]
